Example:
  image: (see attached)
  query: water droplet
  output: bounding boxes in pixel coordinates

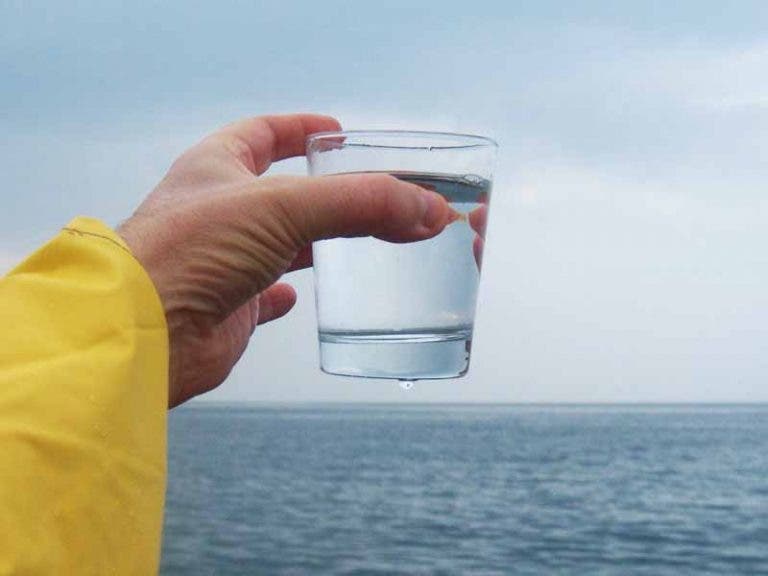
[398,380,415,390]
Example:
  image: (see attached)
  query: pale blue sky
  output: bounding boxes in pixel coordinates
[2,1,767,402]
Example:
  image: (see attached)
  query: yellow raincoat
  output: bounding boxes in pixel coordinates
[0,218,168,574]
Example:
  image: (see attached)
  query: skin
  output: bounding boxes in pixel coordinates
[469,203,488,271]
[117,114,456,408]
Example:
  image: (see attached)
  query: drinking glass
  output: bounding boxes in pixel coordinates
[307,130,497,381]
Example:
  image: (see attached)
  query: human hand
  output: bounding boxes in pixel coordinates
[117,114,455,407]
[468,202,488,271]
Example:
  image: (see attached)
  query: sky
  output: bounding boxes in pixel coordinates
[2,1,767,403]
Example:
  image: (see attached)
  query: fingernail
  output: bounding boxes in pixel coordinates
[420,190,447,229]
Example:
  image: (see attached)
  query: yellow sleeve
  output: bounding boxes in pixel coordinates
[0,217,168,575]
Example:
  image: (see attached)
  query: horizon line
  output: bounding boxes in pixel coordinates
[182,400,768,407]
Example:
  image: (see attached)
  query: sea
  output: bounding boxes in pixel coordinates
[160,404,768,575]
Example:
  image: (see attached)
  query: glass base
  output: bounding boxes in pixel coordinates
[318,329,472,380]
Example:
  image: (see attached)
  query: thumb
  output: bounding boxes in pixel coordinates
[260,173,457,244]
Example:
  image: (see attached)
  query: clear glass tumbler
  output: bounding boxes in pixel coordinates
[307,131,497,381]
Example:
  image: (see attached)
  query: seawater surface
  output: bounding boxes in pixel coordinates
[161,404,768,575]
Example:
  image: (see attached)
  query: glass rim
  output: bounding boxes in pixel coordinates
[306,130,498,151]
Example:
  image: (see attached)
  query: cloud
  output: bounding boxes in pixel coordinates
[625,41,768,110]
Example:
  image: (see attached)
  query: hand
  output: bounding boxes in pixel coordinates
[117,114,454,407]
[468,202,488,270]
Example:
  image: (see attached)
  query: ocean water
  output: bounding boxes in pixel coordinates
[161,405,768,575]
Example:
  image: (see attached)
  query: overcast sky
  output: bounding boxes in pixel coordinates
[2,1,767,402]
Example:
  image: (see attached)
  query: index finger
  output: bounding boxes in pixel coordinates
[213,114,342,175]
